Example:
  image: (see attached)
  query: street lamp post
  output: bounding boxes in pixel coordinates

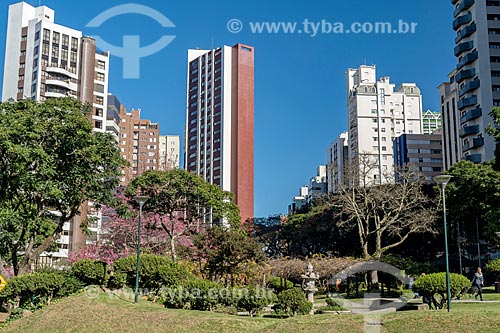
[434,175,453,312]
[134,195,149,304]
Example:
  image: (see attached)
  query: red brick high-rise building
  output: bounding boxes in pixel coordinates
[185,43,254,224]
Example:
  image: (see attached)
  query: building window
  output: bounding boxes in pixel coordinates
[95,96,104,105]
[96,60,106,69]
[95,72,105,81]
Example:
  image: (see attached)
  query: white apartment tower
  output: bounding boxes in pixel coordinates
[327,132,349,193]
[159,135,180,170]
[2,2,110,133]
[440,0,499,169]
[346,65,423,185]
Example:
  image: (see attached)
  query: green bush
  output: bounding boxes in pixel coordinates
[112,254,192,294]
[485,258,500,281]
[413,272,470,309]
[269,277,294,293]
[107,271,127,289]
[236,286,275,317]
[72,259,108,286]
[273,287,312,316]
[0,271,84,311]
[161,278,223,311]
[325,297,345,310]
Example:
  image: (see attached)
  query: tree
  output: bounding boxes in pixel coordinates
[486,107,500,171]
[446,161,500,258]
[0,98,125,275]
[333,161,438,260]
[124,169,240,262]
[190,226,265,284]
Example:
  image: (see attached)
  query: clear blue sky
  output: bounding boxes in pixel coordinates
[0,0,456,217]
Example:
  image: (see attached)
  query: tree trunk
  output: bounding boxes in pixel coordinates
[170,236,177,262]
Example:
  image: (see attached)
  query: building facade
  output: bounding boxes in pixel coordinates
[2,2,110,133]
[346,65,423,185]
[327,132,349,193]
[422,109,442,134]
[439,69,463,170]
[393,133,443,183]
[118,108,160,185]
[185,43,254,224]
[443,0,499,167]
[159,135,180,170]
[288,186,309,215]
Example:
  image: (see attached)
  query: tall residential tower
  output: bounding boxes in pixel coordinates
[185,44,254,223]
[2,2,110,132]
[346,65,423,185]
[440,0,499,169]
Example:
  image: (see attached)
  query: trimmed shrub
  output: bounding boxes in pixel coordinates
[161,278,223,311]
[113,254,192,294]
[72,259,108,286]
[236,286,275,317]
[273,287,312,316]
[413,272,470,309]
[325,297,345,310]
[0,271,84,311]
[269,277,294,293]
[485,258,500,281]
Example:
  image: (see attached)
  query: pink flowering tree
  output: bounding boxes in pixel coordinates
[125,169,241,262]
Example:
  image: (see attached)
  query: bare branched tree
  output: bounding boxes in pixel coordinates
[334,155,438,260]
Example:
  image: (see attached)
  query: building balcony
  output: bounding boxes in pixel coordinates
[45,91,67,98]
[455,67,476,83]
[454,40,474,56]
[459,79,480,96]
[459,124,480,137]
[454,0,474,17]
[465,153,482,163]
[457,50,478,70]
[453,13,473,31]
[45,66,78,79]
[457,95,477,110]
[460,107,482,123]
[463,137,485,151]
[455,23,477,43]
[45,78,73,90]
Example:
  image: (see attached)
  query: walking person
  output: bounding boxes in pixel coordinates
[472,267,484,301]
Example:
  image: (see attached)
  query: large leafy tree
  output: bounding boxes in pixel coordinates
[0,98,125,275]
[486,107,500,171]
[446,161,500,253]
[124,169,240,262]
[190,226,265,284]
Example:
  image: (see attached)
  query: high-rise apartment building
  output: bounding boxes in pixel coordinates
[327,132,349,193]
[422,109,442,134]
[440,0,499,169]
[118,107,160,185]
[185,43,254,224]
[2,2,110,133]
[439,69,463,169]
[346,65,423,185]
[159,135,180,171]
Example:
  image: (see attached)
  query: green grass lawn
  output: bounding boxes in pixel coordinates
[3,288,500,333]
